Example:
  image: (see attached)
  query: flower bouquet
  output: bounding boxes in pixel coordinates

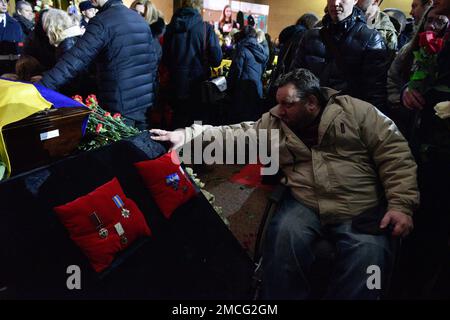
[73,94,141,151]
[409,31,450,95]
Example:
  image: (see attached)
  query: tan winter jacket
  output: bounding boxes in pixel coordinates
[370,9,398,52]
[184,88,419,224]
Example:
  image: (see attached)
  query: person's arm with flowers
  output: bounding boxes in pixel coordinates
[402,31,448,110]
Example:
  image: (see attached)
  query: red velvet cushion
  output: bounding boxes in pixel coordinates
[54,178,152,273]
[134,152,197,219]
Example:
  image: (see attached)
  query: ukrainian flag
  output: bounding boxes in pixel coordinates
[0,78,87,178]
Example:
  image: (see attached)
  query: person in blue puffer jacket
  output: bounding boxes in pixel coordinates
[39,0,159,130]
[227,26,268,123]
[162,0,222,128]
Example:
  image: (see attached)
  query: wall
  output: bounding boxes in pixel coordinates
[123,0,173,22]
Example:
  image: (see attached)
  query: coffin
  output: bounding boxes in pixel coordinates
[2,107,91,175]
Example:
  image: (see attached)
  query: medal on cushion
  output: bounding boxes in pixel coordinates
[165,173,180,191]
[112,194,131,218]
[114,222,128,245]
[90,212,109,239]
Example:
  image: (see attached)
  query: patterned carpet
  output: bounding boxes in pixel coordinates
[196,164,273,259]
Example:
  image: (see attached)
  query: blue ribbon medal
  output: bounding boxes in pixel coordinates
[113,195,131,218]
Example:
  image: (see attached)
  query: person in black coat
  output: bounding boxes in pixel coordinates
[0,0,24,74]
[162,0,222,128]
[13,1,34,38]
[43,8,92,97]
[39,0,159,130]
[400,1,450,298]
[264,13,318,111]
[23,9,57,71]
[291,4,390,113]
[227,26,268,123]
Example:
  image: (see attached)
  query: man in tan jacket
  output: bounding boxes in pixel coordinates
[150,68,419,299]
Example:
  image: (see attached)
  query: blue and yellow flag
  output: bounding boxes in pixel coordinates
[0,78,87,178]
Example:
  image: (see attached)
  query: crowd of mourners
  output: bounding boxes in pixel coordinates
[1,0,450,299]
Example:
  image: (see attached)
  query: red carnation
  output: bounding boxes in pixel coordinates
[95,123,103,133]
[72,95,83,103]
[104,112,111,117]
[113,113,121,119]
[419,31,445,54]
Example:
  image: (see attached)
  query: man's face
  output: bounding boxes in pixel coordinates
[276,83,318,130]
[19,4,34,22]
[0,0,8,14]
[327,0,358,22]
[425,7,449,31]
[84,7,97,19]
[434,0,450,16]
[410,0,428,24]
[357,0,373,12]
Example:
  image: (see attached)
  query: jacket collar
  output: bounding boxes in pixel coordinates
[55,25,83,46]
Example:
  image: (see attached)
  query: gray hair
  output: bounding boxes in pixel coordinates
[275,68,322,101]
[16,0,32,12]
[43,8,77,46]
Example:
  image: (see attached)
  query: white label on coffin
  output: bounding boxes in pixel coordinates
[40,129,60,141]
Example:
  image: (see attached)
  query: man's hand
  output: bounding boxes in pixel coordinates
[30,75,43,83]
[402,87,426,110]
[380,210,414,237]
[149,129,186,151]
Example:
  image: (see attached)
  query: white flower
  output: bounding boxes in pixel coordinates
[434,101,450,119]
[36,0,42,5]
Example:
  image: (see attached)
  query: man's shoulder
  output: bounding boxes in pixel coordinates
[351,20,386,49]
[330,92,377,117]
[6,14,21,27]
[375,11,397,32]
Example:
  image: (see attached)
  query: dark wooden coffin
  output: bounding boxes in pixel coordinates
[2,107,91,175]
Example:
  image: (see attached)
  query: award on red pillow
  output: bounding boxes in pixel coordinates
[134,151,197,219]
[53,178,152,273]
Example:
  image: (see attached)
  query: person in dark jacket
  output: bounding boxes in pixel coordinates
[0,0,24,74]
[291,1,390,113]
[162,0,222,128]
[264,13,318,111]
[23,9,57,71]
[39,0,159,130]
[401,0,450,298]
[137,0,165,63]
[42,8,88,97]
[13,1,34,38]
[227,26,268,123]
[78,0,97,31]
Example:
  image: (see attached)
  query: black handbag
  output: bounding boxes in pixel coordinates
[200,76,228,105]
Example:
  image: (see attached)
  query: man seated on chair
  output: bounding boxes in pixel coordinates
[150,68,419,300]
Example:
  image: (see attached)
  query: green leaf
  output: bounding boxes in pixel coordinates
[411,70,428,80]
